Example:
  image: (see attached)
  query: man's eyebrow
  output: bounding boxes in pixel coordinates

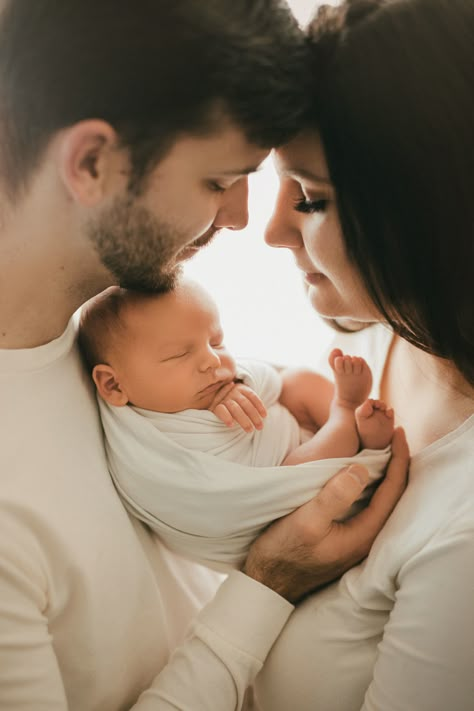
[282,168,332,185]
[213,165,264,177]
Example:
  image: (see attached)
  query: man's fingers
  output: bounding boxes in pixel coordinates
[345,426,409,549]
[311,463,370,522]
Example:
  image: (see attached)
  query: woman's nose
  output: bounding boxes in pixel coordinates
[265,193,302,250]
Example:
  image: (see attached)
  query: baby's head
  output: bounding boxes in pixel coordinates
[78,278,237,412]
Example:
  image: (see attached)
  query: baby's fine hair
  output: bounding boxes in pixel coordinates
[78,287,159,372]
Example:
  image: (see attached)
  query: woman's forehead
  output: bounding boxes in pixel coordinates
[273,131,329,182]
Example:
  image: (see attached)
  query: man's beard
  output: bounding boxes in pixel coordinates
[86,195,196,293]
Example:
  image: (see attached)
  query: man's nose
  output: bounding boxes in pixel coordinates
[213,178,249,231]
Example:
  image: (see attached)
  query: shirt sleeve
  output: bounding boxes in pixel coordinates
[0,515,69,710]
[134,571,294,710]
[362,528,474,711]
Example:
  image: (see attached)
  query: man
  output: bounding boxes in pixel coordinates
[0,1,408,708]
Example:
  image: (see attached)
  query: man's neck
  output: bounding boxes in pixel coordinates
[0,225,112,349]
[0,260,110,349]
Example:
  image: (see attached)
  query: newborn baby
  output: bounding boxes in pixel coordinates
[78,278,394,567]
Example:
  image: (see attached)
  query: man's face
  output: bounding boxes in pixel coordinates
[87,123,269,291]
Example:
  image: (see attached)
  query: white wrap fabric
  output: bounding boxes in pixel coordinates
[99,359,391,568]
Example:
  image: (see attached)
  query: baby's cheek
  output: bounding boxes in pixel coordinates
[222,351,237,376]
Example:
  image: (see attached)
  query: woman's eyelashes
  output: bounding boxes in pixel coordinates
[293,197,330,214]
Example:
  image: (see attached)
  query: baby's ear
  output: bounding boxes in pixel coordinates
[92,364,128,407]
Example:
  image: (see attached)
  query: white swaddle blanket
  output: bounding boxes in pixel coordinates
[99,359,391,569]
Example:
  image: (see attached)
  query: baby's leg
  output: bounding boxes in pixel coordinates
[282,349,372,465]
[355,399,394,449]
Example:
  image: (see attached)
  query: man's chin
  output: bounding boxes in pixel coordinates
[118,264,181,294]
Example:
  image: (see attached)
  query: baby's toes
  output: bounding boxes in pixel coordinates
[328,348,344,371]
[353,357,364,376]
[342,355,355,374]
[356,399,374,418]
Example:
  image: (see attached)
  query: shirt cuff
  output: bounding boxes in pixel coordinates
[193,570,294,664]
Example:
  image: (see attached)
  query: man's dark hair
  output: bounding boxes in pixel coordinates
[0,0,309,197]
[306,0,474,386]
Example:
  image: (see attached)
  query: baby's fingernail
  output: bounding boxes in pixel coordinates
[346,464,368,486]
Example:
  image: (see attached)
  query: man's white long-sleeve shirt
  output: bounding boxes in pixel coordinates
[0,320,293,710]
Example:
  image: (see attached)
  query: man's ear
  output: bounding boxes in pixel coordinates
[58,120,127,206]
[92,363,129,407]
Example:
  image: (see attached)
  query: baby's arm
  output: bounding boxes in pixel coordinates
[279,368,335,433]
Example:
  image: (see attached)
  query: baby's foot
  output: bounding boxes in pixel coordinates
[355,399,394,449]
[328,348,373,410]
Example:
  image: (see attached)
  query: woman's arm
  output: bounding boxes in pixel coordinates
[362,529,474,711]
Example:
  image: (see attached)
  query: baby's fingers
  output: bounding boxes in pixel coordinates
[213,402,235,427]
[208,382,235,410]
[221,400,256,432]
[238,387,267,418]
[231,391,266,430]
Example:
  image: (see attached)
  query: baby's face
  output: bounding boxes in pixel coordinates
[113,288,237,412]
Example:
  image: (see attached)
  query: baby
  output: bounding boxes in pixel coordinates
[78,278,394,567]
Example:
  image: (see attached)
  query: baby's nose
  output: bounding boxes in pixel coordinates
[203,347,221,370]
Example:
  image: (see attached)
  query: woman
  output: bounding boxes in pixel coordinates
[255,0,474,709]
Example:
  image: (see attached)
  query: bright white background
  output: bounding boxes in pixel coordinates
[184,1,338,367]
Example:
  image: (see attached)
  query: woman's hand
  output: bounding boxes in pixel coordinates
[243,427,409,603]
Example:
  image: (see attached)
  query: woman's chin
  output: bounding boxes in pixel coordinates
[306,285,344,319]
[306,283,377,323]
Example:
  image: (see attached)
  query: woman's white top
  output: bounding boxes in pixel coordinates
[255,324,474,711]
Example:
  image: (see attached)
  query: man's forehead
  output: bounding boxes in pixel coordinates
[161,122,270,174]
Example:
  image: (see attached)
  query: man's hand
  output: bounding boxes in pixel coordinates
[209,382,267,433]
[244,427,409,603]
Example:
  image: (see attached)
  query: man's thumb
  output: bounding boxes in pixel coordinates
[313,464,370,521]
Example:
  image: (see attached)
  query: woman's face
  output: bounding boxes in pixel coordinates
[266,131,379,322]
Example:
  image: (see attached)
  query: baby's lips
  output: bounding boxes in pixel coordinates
[214,367,235,382]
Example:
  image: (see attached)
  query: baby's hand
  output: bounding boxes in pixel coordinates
[210,382,267,433]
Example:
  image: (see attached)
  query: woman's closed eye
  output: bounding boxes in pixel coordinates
[293,197,330,214]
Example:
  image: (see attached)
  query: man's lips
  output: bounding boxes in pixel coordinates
[177,229,220,261]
